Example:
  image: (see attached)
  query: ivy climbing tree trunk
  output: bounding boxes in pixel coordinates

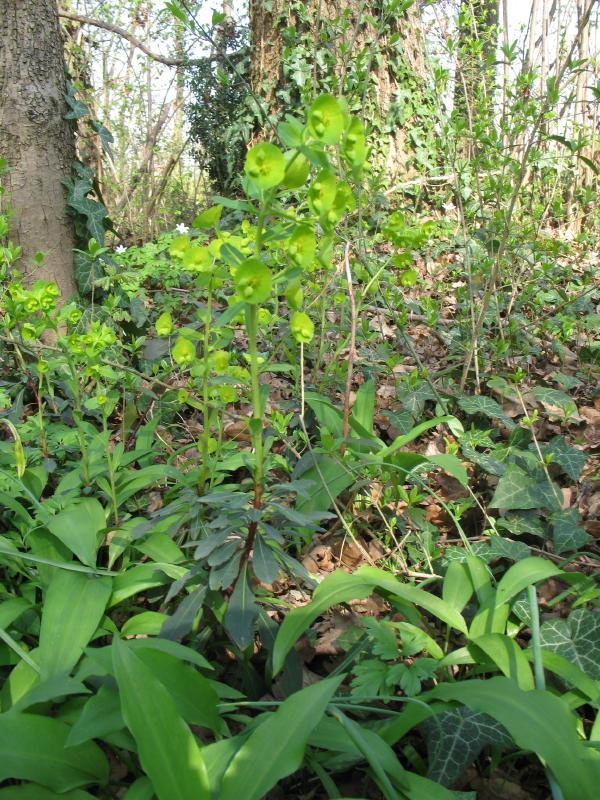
[249,0,428,178]
[0,0,77,298]
[453,0,500,125]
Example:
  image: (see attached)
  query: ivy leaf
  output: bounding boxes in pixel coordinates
[542,436,587,481]
[461,444,506,477]
[550,508,591,554]
[398,381,436,418]
[420,707,512,787]
[470,536,530,562]
[73,252,103,296]
[489,463,561,511]
[64,94,90,120]
[457,394,516,430]
[91,122,114,159]
[540,609,600,681]
[496,511,546,538]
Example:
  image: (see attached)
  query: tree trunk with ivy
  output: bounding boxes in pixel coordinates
[453,0,499,125]
[0,0,76,298]
[249,0,429,178]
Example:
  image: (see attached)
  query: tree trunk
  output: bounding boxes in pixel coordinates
[0,0,76,298]
[249,0,427,178]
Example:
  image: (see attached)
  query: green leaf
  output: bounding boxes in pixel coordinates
[549,508,592,554]
[429,677,600,800]
[46,498,106,567]
[457,394,516,430]
[420,706,512,786]
[112,638,210,800]
[0,786,96,799]
[135,647,221,732]
[524,648,599,702]
[495,557,564,607]
[0,714,108,791]
[38,571,112,679]
[540,609,600,681]
[542,436,587,481]
[66,684,124,746]
[304,392,344,437]
[10,676,89,714]
[378,416,457,459]
[355,566,468,634]
[469,633,534,690]
[225,564,259,649]
[245,142,285,189]
[442,561,473,612]
[272,570,375,674]
[307,94,345,144]
[193,204,223,229]
[489,463,561,511]
[220,676,342,800]
[294,453,354,514]
[351,379,375,437]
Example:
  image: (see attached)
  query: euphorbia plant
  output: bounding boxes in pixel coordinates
[161,93,368,645]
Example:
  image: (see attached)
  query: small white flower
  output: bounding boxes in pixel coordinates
[115,245,127,254]
[175,223,189,234]
[442,201,456,212]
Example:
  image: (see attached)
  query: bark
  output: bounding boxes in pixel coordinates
[249,0,427,177]
[0,0,76,298]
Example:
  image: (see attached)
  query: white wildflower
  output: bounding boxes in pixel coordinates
[175,223,189,234]
[115,245,127,254]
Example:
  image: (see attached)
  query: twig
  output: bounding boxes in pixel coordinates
[341,242,357,449]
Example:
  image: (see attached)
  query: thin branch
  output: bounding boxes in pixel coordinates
[58,9,204,67]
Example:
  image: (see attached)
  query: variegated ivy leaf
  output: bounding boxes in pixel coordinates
[540,609,600,681]
[550,508,591,554]
[542,436,587,481]
[398,381,436,418]
[489,463,561,511]
[420,707,512,787]
[457,394,516,430]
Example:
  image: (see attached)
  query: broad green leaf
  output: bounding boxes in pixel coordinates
[295,453,354,514]
[135,648,221,733]
[442,561,473,612]
[46,498,106,566]
[495,557,563,607]
[429,677,600,800]
[304,391,344,437]
[426,453,469,488]
[273,570,375,674]
[355,566,468,634]
[469,633,534,690]
[524,648,599,702]
[38,571,112,679]
[123,777,155,800]
[350,378,375,437]
[66,684,124,746]
[0,714,108,791]
[121,611,169,637]
[112,638,210,800]
[0,787,96,799]
[420,706,512,787]
[468,597,509,638]
[220,676,342,800]
[489,463,561,511]
[539,609,600,681]
[10,676,89,714]
[108,563,175,606]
